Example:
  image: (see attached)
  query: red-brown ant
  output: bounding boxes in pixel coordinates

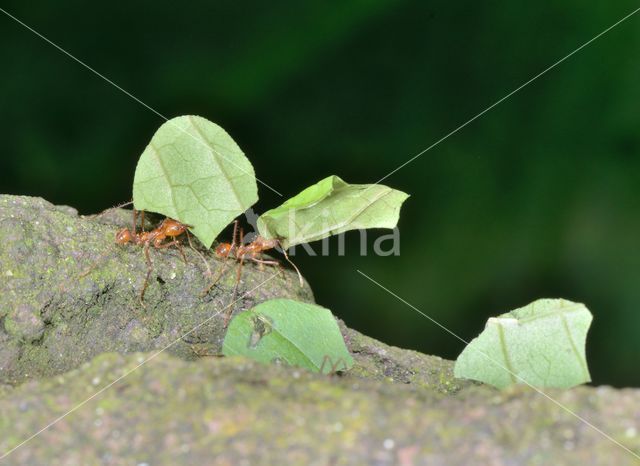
[202,220,303,325]
[115,210,191,305]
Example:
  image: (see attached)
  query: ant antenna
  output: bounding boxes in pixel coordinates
[112,200,133,209]
[89,200,134,218]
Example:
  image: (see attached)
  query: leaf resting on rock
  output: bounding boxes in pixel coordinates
[256,175,409,249]
[222,298,354,374]
[132,115,258,248]
[454,298,593,389]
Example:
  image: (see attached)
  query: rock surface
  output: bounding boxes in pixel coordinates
[1,353,639,465]
[0,195,639,465]
[0,195,312,385]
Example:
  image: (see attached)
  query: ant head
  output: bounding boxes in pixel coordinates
[162,219,189,237]
[215,242,233,258]
[115,228,133,244]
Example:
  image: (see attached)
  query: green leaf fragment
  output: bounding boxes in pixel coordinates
[257,175,409,248]
[454,298,593,389]
[132,115,258,248]
[222,298,354,374]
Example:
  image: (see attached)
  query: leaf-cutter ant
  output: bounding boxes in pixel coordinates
[115,209,192,305]
[202,220,303,325]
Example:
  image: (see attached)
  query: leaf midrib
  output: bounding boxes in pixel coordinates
[187,115,245,209]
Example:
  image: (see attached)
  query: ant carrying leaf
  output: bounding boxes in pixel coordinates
[120,115,261,309]
[80,204,212,307]
[87,119,409,330]
[132,115,258,249]
[200,176,409,324]
[201,220,303,326]
[115,209,192,305]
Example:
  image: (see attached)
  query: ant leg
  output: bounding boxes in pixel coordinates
[225,257,244,328]
[252,252,266,271]
[140,210,146,232]
[240,227,245,246]
[186,230,211,278]
[132,209,138,236]
[155,240,173,248]
[250,257,285,279]
[77,250,111,281]
[332,357,347,373]
[319,356,347,374]
[154,239,187,263]
[139,242,153,307]
[257,257,284,272]
[161,239,188,264]
[232,220,239,246]
[175,240,187,263]
[201,220,240,298]
[202,221,239,298]
[200,255,230,297]
[320,355,331,374]
[235,256,244,288]
[280,244,303,287]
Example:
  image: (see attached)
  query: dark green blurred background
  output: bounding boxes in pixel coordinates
[1,2,639,386]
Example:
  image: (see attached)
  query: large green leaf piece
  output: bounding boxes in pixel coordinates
[257,175,409,248]
[222,299,354,374]
[132,115,258,248]
[454,299,593,389]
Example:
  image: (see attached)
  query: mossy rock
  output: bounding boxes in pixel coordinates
[0,195,313,384]
[0,195,462,391]
[0,352,639,465]
[1,195,639,465]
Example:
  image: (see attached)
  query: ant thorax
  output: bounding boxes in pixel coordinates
[252,237,279,251]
